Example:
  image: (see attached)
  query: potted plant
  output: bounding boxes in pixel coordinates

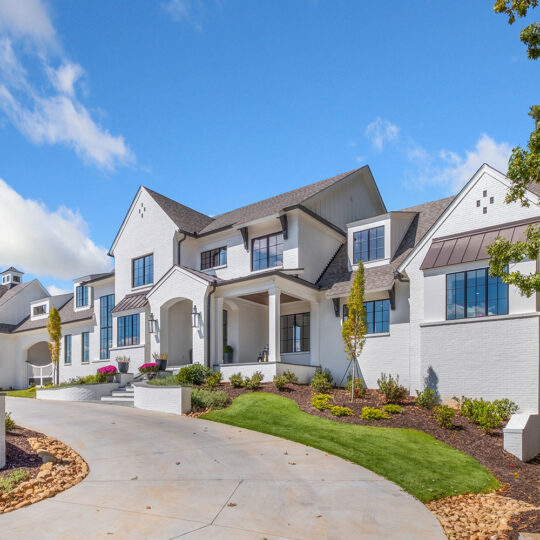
[223,345,233,364]
[116,355,130,374]
[97,365,118,383]
[139,362,159,380]
[152,352,168,372]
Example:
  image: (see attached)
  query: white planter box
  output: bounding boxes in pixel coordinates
[133,383,191,415]
[36,383,120,401]
[0,393,5,469]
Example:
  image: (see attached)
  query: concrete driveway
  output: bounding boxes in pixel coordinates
[1,398,444,539]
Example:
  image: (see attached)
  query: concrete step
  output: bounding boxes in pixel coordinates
[111,390,134,397]
[101,395,134,403]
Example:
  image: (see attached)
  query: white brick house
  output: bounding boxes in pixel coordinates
[0,164,539,457]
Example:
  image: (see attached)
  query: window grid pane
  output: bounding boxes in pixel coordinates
[201,247,227,270]
[353,226,385,263]
[64,335,71,364]
[117,314,140,347]
[100,294,114,359]
[252,233,283,271]
[133,255,153,287]
[280,312,310,353]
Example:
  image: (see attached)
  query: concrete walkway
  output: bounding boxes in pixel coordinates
[1,398,444,539]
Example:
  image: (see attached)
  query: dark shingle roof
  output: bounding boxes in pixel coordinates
[319,196,455,296]
[0,323,16,333]
[111,292,148,314]
[1,266,22,274]
[12,297,94,333]
[144,188,214,235]
[0,284,10,301]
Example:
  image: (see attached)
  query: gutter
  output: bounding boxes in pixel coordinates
[177,231,187,265]
[205,280,217,368]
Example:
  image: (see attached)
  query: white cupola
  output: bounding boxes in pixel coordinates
[1,267,24,286]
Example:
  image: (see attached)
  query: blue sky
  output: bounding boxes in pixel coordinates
[0,0,537,292]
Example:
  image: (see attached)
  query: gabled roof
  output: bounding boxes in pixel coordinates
[0,280,44,307]
[1,266,22,274]
[318,196,455,296]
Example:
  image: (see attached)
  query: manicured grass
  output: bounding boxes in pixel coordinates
[202,393,499,502]
[4,387,36,398]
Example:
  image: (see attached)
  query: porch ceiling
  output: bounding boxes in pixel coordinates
[238,292,300,305]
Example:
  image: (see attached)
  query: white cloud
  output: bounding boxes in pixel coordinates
[0,179,111,280]
[48,285,69,296]
[0,1,134,170]
[365,118,399,152]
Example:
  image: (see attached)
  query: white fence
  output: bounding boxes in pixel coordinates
[27,362,53,387]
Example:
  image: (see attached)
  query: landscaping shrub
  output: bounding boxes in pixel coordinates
[229,372,244,388]
[416,388,438,409]
[346,377,367,398]
[315,367,333,384]
[191,388,229,411]
[360,407,389,421]
[147,376,177,386]
[434,405,455,429]
[139,363,160,376]
[0,469,29,493]
[273,375,288,391]
[493,398,519,421]
[383,404,403,415]
[282,370,298,384]
[177,364,211,386]
[203,371,222,390]
[377,373,407,404]
[330,406,353,417]
[456,396,510,433]
[5,412,15,433]
[243,371,264,390]
[310,372,332,393]
[311,393,332,410]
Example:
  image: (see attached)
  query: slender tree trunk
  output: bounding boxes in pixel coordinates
[351,355,356,402]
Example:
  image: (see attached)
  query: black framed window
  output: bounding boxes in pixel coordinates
[33,305,47,316]
[446,268,508,320]
[132,254,153,287]
[201,247,227,270]
[82,332,90,363]
[118,314,140,347]
[252,232,284,271]
[353,226,385,263]
[343,299,390,334]
[76,285,89,307]
[280,312,310,353]
[100,294,114,359]
[64,335,72,364]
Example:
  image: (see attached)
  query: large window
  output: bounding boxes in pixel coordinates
[132,254,154,287]
[76,285,89,307]
[118,314,140,347]
[446,268,508,320]
[82,332,90,363]
[343,299,390,334]
[33,304,47,316]
[201,247,227,270]
[280,312,310,353]
[100,294,114,359]
[353,226,385,263]
[252,232,284,271]
[64,335,72,364]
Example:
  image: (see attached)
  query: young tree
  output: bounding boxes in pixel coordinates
[489,2,540,294]
[47,307,62,385]
[341,261,367,401]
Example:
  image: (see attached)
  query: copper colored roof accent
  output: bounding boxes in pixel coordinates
[420,216,540,270]
[111,292,148,313]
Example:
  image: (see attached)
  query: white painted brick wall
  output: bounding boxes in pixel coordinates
[36,382,120,401]
[134,383,191,415]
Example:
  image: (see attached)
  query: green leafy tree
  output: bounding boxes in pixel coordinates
[341,262,367,401]
[47,307,62,385]
[489,2,540,294]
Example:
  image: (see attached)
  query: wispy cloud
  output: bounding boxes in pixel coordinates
[365,118,399,152]
[48,285,70,296]
[0,1,134,170]
[0,178,111,280]
[364,117,511,194]
[161,0,224,31]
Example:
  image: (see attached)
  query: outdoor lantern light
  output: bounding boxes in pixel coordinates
[148,313,157,334]
[191,305,199,328]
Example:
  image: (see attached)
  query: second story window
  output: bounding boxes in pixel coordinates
[353,226,385,263]
[201,247,227,270]
[76,285,89,307]
[446,268,508,320]
[252,232,284,271]
[118,314,140,347]
[132,254,153,288]
[33,305,47,316]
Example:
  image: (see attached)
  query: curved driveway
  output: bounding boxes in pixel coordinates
[1,398,444,539]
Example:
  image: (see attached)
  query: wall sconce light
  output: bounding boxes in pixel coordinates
[148,313,157,334]
[191,305,199,328]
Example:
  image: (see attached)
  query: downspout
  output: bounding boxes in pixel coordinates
[177,231,187,266]
[205,280,217,369]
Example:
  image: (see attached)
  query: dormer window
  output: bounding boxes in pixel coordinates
[132,254,154,287]
[252,232,284,271]
[33,305,47,316]
[13,275,20,283]
[76,285,89,307]
[353,226,384,263]
[201,247,227,270]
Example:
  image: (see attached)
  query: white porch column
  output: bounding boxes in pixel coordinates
[310,300,320,366]
[268,286,281,363]
[214,297,224,365]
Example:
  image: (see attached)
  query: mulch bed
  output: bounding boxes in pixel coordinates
[216,382,540,538]
[1,426,44,480]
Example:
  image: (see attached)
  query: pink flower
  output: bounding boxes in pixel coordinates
[98,365,118,374]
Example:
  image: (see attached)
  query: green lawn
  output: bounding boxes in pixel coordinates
[4,387,36,398]
[202,393,499,502]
